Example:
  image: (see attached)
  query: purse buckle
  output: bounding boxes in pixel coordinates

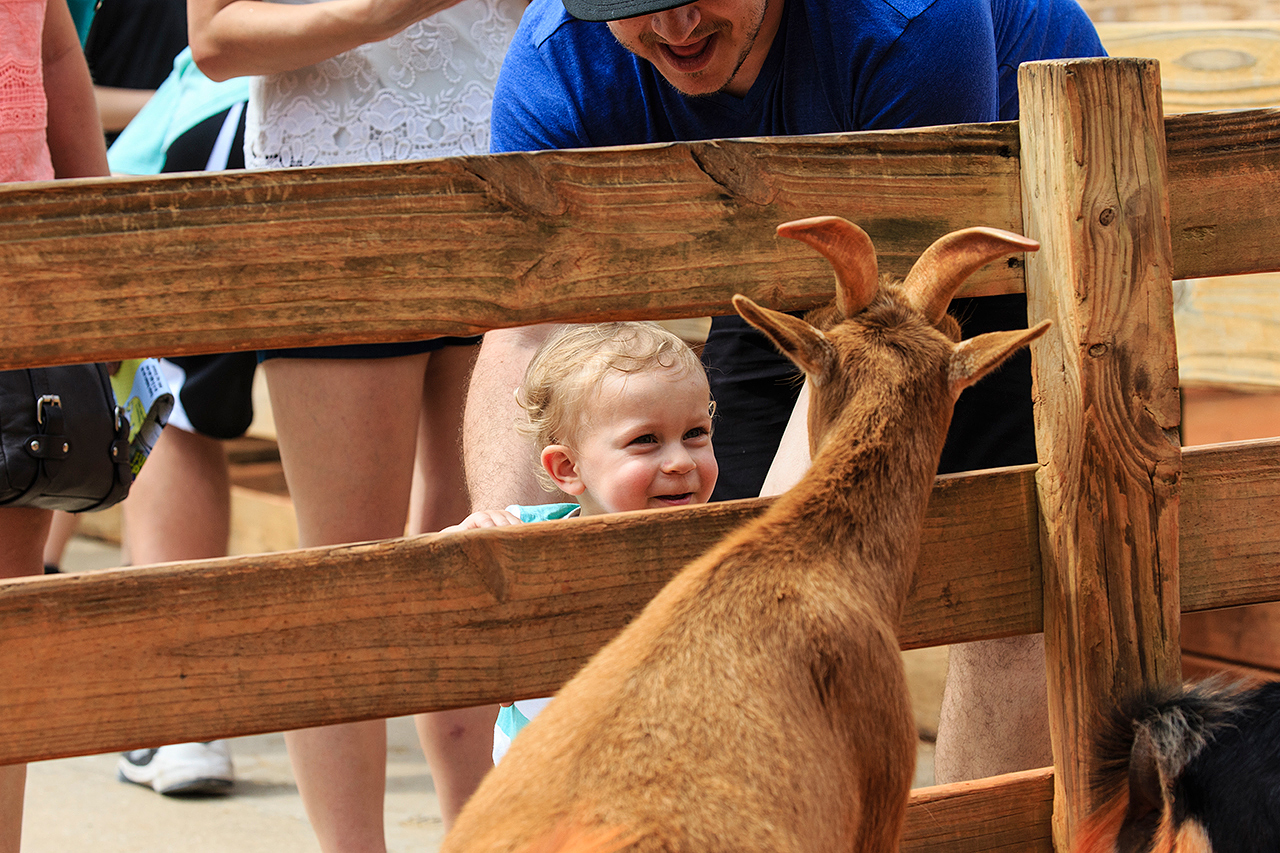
[36,394,62,426]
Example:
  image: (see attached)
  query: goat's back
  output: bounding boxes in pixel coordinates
[443,534,918,853]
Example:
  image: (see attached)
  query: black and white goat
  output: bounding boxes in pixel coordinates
[1076,679,1280,853]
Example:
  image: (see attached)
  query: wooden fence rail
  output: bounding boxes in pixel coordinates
[3,54,1280,852]
[4,438,1280,767]
[2,109,1278,369]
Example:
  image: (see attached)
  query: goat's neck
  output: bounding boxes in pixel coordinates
[769,379,948,615]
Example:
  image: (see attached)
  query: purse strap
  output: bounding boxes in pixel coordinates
[24,375,72,460]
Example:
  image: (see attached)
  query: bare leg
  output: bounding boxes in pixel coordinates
[408,345,498,829]
[0,763,25,853]
[123,425,231,564]
[933,634,1052,783]
[407,344,475,535]
[286,720,390,853]
[0,505,52,852]
[40,510,80,572]
[266,354,429,853]
[415,706,498,830]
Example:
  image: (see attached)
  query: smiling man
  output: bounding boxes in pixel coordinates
[594,0,781,97]
[477,0,1105,503]
[465,0,1105,784]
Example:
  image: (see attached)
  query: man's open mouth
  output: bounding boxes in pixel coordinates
[658,34,715,72]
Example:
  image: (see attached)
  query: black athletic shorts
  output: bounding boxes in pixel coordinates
[156,104,259,439]
[258,336,481,361]
[160,353,259,439]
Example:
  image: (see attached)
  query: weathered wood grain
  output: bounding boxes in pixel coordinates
[903,768,1054,853]
[1,436,1277,766]
[0,127,1025,369]
[908,466,1042,646]
[1020,57,1183,850]
[1096,22,1280,390]
[2,108,1278,369]
[1165,109,1280,280]
[1081,0,1280,22]
[1166,113,1280,385]
[1182,602,1280,672]
[0,500,761,765]
[1181,439,1280,612]
[1097,22,1280,113]
[0,464,1039,766]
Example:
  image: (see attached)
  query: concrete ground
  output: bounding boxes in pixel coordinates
[20,535,948,853]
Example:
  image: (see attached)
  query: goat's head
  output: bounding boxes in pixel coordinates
[733,216,1050,456]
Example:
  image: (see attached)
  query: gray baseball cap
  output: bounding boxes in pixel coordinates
[562,0,693,22]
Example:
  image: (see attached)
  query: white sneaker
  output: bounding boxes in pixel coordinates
[117,740,234,795]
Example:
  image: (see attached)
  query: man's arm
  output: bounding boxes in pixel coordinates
[759,382,810,497]
[462,324,561,511]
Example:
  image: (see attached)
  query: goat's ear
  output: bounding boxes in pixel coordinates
[905,228,1040,326]
[776,216,879,318]
[948,320,1050,396]
[733,294,835,380]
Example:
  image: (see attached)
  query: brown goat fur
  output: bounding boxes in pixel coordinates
[442,217,1049,853]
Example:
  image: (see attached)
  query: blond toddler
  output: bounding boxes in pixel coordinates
[446,322,718,759]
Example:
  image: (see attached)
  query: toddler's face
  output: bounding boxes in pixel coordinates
[565,366,717,515]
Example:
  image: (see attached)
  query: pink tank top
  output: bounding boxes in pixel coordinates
[0,0,55,182]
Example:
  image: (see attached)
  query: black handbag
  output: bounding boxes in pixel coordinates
[0,365,133,512]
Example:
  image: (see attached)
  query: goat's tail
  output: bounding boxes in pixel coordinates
[1074,794,1129,853]
[1073,677,1249,853]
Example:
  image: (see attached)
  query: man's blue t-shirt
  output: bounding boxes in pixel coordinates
[491,0,1105,499]
[493,0,1103,150]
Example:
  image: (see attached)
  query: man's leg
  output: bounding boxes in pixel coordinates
[461,325,559,511]
[933,634,1052,783]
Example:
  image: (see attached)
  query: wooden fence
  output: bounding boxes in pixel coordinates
[3,52,1280,851]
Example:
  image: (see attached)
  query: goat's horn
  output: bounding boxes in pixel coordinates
[903,227,1040,324]
[777,217,878,317]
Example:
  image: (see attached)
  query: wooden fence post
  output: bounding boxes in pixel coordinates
[1017,57,1183,849]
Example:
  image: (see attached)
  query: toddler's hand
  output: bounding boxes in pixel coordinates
[442,509,522,532]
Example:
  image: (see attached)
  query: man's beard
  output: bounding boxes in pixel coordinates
[625,0,769,96]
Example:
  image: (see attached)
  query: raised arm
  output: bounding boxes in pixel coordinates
[42,0,108,179]
[187,0,468,80]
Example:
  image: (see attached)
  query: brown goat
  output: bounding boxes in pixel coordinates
[442,216,1049,853]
